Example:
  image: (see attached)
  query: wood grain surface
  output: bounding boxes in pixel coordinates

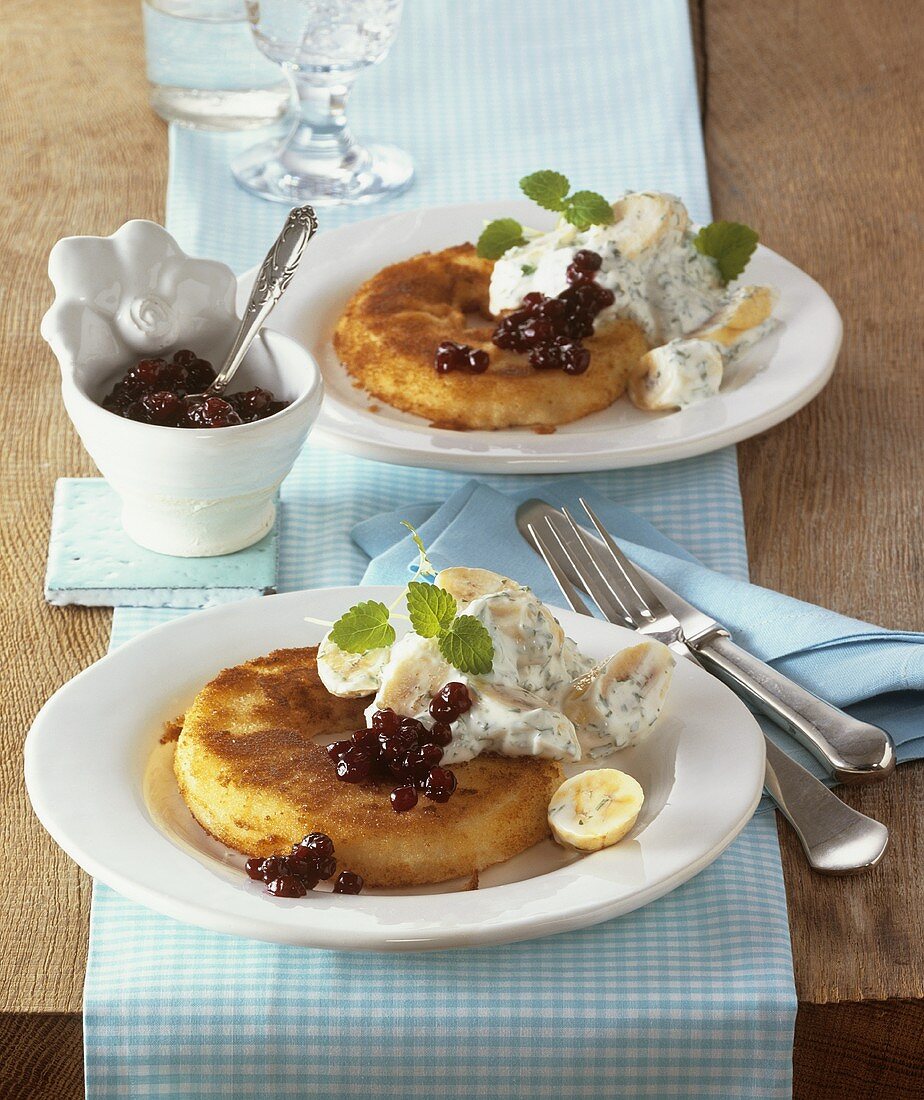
[702,0,924,1009]
[0,0,166,1016]
[0,0,921,1095]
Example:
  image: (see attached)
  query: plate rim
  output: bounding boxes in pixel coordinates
[25,584,765,951]
[239,198,843,473]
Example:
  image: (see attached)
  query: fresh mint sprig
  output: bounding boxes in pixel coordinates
[518,172,613,229]
[519,169,570,212]
[438,615,494,676]
[475,170,614,260]
[329,526,494,676]
[476,218,527,261]
[406,581,457,638]
[563,189,615,231]
[329,601,395,654]
[693,221,759,284]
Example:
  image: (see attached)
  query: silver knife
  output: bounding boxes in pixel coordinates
[515,499,895,785]
[515,498,890,873]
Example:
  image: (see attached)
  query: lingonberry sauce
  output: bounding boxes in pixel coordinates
[434,341,490,375]
[101,349,289,428]
[246,832,363,898]
[326,685,472,812]
[484,250,612,376]
[333,871,364,895]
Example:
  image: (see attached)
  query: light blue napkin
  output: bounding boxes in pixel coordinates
[84,2,800,1097]
[356,479,924,765]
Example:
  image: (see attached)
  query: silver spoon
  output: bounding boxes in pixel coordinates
[189,204,318,403]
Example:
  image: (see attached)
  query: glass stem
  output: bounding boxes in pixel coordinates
[278,74,368,180]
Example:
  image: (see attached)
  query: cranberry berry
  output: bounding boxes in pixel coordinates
[572,249,603,272]
[245,857,266,881]
[183,396,243,429]
[138,390,185,426]
[336,749,371,783]
[423,766,457,803]
[312,855,338,881]
[267,875,308,898]
[371,708,401,735]
[390,785,418,813]
[333,871,364,895]
[438,682,472,713]
[434,341,490,374]
[429,721,453,746]
[297,832,335,858]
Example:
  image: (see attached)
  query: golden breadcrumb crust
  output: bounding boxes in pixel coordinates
[333,243,649,430]
[174,646,563,887]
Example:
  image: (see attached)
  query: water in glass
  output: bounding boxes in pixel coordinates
[143,0,291,129]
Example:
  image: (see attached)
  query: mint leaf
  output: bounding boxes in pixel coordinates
[407,582,457,639]
[519,170,570,212]
[563,190,613,230]
[438,615,494,675]
[401,520,436,578]
[520,263,536,276]
[476,218,526,260]
[329,601,395,654]
[693,221,759,284]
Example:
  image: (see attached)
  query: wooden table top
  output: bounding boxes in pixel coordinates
[1,0,921,1095]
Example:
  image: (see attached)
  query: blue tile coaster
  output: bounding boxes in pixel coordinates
[45,478,278,609]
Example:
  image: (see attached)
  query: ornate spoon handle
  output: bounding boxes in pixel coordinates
[210,205,318,395]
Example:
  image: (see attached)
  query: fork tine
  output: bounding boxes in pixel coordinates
[526,522,592,617]
[544,513,636,630]
[558,506,656,628]
[578,497,669,620]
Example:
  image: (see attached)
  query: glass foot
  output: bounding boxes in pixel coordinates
[231,139,414,206]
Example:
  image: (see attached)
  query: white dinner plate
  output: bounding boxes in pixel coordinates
[240,200,842,473]
[26,586,765,951]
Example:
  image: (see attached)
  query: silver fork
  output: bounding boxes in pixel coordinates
[524,502,889,875]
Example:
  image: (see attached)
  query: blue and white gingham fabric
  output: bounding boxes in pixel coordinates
[84,2,797,1096]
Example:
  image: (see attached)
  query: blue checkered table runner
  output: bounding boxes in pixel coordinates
[84,2,796,1096]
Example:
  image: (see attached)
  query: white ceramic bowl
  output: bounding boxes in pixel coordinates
[41,220,323,557]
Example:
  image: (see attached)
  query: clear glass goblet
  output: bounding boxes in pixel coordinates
[232,0,413,205]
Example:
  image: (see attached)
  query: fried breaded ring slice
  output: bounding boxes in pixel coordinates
[333,243,649,431]
[174,646,563,888]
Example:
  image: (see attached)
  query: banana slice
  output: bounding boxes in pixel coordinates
[629,285,780,411]
[688,285,778,348]
[317,632,391,698]
[367,631,454,719]
[435,566,521,609]
[609,192,689,260]
[564,640,675,750]
[629,339,724,410]
[548,769,644,851]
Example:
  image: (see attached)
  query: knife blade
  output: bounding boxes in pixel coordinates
[515,498,895,785]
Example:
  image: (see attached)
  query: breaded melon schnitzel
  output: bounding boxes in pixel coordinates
[174,646,563,887]
[333,244,648,430]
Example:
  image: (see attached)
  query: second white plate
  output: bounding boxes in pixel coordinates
[25,586,765,951]
[240,199,842,473]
